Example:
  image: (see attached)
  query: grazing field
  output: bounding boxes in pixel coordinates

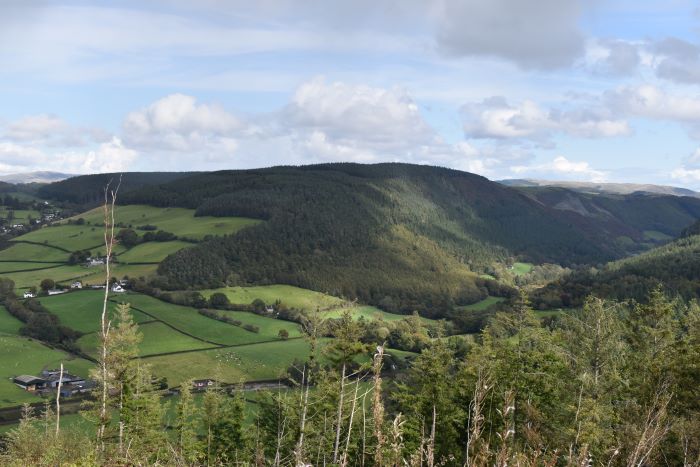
[0,336,93,407]
[216,310,302,339]
[458,296,506,311]
[143,338,324,386]
[0,242,68,262]
[643,230,673,241]
[77,321,213,358]
[120,293,277,346]
[116,240,193,263]
[202,285,345,311]
[0,262,63,274]
[0,208,41,225]
[65,205,261,240]
[13,224,122,252]
[511,262,534,276]
[322,305,424,322]
[6,265,91,289]
[76,263,159,285]
[39,290,153,333]
[0,306,22,335]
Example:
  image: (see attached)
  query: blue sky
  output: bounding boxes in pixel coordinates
[3,0,700,188]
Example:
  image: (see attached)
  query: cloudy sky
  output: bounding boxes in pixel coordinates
[3,1,700,187]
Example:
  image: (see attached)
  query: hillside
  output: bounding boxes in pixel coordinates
[37,164,661,315]
[513,186,700,250]
[532,229,700,308]
[500,178,700,197]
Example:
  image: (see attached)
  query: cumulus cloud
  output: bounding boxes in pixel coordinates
[653,37,700,85]
[123,93,245,153]
[434,0,585,69]
[2,114,109,147]
[512,156,607,182]
[586,39,641,75]
[461,96,630,142]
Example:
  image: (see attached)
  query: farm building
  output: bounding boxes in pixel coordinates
[70,281,83,289]
[192,379,216,390]
[40,369,86,388]
[111,284,125,293]
[87,257,105,267]
[47,289,66,296]
[23,291,35,298]
[13,375,46,391]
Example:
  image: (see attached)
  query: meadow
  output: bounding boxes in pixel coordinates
[116,240,192,263]
[458,296,506,311]
[201,285,345,311]
[64,205,261,240]
[511,262,534,276]
[0,306,22,335]
[0,242,69,262]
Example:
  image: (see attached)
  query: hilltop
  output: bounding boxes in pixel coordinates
[500,178,700,197]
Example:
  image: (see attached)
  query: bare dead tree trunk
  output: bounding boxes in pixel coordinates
[626,383,672,467]
[373,345,386,467]
[465,369,490,467]
[97,178,120,452]
[55,363,63,437]
[295,365,310,465]
[333,362,347,464]
[341,376,362,466]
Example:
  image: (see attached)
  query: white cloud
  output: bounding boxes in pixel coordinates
[2,114,109,147]
[512,156,608,182]
[434,0,585,69]
[123,93,245,152]
[461,96,630,142]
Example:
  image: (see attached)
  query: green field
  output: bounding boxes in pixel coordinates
[39,290,153,333]
[216,310,301,339]
[122,294,276,346]
[0,336,93,407]
[0,306,22,335]
[77,321,213,358]
[117,240,193,263]
[0,262,64,273]
[643,230,673,242]
[0,208,41,225]
[0,242,68,262]
[322,305,427,322]
[65,205,261,240]
[202,285,345,311]
[511,262,534,276]
[13,224,125,252]
[458,296,506,311]
[4,265,92,289]
[143,338,323,386]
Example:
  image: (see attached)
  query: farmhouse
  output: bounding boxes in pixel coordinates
[86,257,105,267]
[23,291,35,299]
[47,289,66,296]
[70,281,83,289]
[13,375,46,392]
[40,369,86,387]
[192,379,216,390]
[111,283,125,293]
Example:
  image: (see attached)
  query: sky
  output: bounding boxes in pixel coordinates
[4,1,700,187]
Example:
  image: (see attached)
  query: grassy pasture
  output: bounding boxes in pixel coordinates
[76,263,159,285]
[66,205,261,240]
[643,230,673,242]
[4,265,92,289]
[0,262,63,274]
[14,224,119,252]
[217,310,301,339]
[202,285,345,311]
[77,322,213,358]
[322,305,427,322]
[511,262,534,276]
[117,240,193,263]
[0,306,22,335]
[38,290,153,333]
[0,242,68,262]
[119,293,276,346]
[458,296,506,312]
[0,208,41,225]
[143,338,323,387]
[0,336,93,407]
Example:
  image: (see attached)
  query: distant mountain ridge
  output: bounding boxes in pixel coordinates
[499,178,700,198]
[0,171,74,184]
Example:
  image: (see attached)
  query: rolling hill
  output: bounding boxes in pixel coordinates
[41,163,700,318]
[500,178,700,197]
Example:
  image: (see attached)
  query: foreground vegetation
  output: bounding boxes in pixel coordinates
[1,289,698,466]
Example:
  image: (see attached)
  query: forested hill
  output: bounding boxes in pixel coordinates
[38,171,196,204]
[532,228,700,309]
[33,163,685,317]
